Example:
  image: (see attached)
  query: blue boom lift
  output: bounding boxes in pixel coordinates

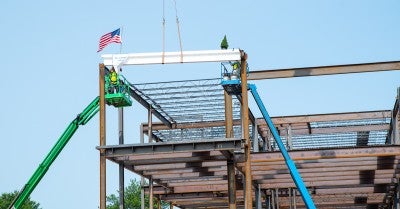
[220,62,316,209]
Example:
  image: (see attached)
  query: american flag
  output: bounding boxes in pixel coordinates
[97,28,122,52]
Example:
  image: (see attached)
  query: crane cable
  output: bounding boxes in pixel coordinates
[162,0,166,64]
[173,0,184,63]
[162,0,184,63]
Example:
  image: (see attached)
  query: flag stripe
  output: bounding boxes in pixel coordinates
[97,28,122,52]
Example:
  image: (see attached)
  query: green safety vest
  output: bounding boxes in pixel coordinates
[110,72,118,84]
[232,62,239,70]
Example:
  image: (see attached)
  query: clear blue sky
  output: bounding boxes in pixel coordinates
[1,1,399,208]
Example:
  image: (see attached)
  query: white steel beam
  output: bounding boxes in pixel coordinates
[101,49,241,69]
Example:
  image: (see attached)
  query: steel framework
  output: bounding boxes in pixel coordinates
[99,53,400,209]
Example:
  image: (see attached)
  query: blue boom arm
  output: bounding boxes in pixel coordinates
[248,84,316,209]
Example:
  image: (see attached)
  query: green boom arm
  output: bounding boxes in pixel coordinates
[9,97,100,209]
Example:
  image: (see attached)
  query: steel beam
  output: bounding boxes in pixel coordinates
[114,152,228,165]
[99,64,107,209]
[235,146,400,163]
[134,161,226,171]
[102,49,241,66]
[248,60,400,80]
[315,185,389,194]
[265,110,391,125]
[98,138,241,156]
[278,193,386,207]
[127,85,173,128]
[269,124,389,136]
[142,110,391,132]
[105,66,173,128]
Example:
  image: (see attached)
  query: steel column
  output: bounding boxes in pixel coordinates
[255,185,262,209]
[224,91,234,139]
[275,188,279,209]
[396,88,400,145]
[293,189,297,209]
[396,178,400,209]
[266,194,271,209]
[157,195,161,209]
[240,51,252,209]
[148,107,153,143]
[271,189,276,209]
[253,120,259,152]
[140,124,145,209]
[265,130,271,151]
[224,90,236,209]
[148,106,154,209]
[288,188,292,209]
[118,108,125,209]
[287,124,292,150]
[99,64,106,209]
[149,178,154,209]
[227,161,237,209]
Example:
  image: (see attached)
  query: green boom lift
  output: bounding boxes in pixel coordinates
[8,73,132,209]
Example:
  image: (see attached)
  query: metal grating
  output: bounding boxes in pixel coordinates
[131,78,241,124]
[131,78,392,149]
[274,130,389,150]
[268,117,391,150]
[152,125,255,142]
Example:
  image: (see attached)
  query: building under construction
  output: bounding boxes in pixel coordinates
[95,49,400,209]
[8,49,399,209]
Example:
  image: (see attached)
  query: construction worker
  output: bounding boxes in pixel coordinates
[231,62,240,80]
[108,68,118,93]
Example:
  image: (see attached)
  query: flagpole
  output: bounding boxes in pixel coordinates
[119,26,123,54]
